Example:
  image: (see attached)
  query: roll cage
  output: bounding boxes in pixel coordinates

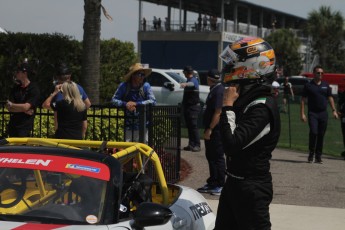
[0,138,170,225]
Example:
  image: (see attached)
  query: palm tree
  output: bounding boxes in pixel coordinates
[306,6,344,72]
[82,0,101,104]
[265,28,302,76]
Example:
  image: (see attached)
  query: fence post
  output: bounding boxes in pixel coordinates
[139,105,147,143]
[288,95,292,148]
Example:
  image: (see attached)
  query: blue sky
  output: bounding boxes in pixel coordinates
[0,0,344,48]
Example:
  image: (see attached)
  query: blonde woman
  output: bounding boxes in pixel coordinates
[43,81,87,139]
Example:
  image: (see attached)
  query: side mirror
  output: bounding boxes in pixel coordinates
[131,202,173,229]
[164,82,175,91]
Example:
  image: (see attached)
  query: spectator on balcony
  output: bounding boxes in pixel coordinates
[43,81,87,140]
[158,17,161,30]
[153,16,158,30]
[142,17,146,31]
[203,14,208,31]
[210,15,217,31]
[197,15,202,31]
[164,17,170,31]
[6,60,40,137]
[111,63,156,142]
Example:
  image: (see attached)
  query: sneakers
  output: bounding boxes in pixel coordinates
[308,153,314,163]
[308,152,323,164]
[197,184,214,193]
[210,187,223,196]
[197,184,223,195]
[183,146,192,151]
[315,157,323,164]
[183,145,201,152]
[191,146,201,152]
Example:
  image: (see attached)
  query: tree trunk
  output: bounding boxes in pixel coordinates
[82,0,101,104]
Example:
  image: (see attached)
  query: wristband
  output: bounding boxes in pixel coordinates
[222,106,233,112]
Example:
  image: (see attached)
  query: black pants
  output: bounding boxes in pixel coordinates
[308,111,328,156]
[8,124,32,137]
[215,176,273,230]
[183,104,201,148]
[204,128,225,187]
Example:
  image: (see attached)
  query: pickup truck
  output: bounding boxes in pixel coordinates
[146,69,210,106]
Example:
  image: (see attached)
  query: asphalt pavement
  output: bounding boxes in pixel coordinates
[178,138,345,230]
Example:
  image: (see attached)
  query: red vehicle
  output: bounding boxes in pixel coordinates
[301,72,345,94]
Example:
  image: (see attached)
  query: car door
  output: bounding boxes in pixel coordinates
[146,71,183,105]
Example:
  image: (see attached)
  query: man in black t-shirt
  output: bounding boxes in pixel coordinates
[6,61,40,137]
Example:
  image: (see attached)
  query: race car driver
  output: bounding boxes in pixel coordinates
[214,37,281,230]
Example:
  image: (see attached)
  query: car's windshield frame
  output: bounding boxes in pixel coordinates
[0,147,121,225]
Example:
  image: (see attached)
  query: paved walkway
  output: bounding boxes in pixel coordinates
[178,138,345,230]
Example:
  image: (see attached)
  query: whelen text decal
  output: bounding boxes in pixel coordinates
[0,157,51,166]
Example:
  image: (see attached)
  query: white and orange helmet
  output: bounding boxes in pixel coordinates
[220,37,276,85]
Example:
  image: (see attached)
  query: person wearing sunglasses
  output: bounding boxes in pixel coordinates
[300,65,338,164]
[111,63,156,142]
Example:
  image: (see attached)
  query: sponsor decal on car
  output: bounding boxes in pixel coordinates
[189,202,212,220]
[66,164,101,173]
[0,157,51,166]
[0,153,110,180]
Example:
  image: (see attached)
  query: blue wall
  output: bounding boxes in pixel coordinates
[141,41,218,71]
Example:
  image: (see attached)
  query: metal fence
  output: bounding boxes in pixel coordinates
[0,103,182,183]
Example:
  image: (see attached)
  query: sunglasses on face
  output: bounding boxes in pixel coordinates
[134,72,146,78]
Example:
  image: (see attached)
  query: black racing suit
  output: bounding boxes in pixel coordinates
[215,84,280,230]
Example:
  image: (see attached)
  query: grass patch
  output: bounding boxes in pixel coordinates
[181,98,344,157]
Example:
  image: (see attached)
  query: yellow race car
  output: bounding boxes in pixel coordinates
[0,138,215,229]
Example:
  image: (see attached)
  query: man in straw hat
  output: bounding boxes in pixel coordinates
[111,63,156,142]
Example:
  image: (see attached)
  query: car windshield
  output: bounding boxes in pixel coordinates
[0,153,109,225]
[166,72,187,83]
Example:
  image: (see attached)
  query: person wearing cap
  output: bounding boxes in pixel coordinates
[197,69,225,195]
[42,63,91,134]
[6,61,40,137]
[111,63,156,142]
[180,65,201,152]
